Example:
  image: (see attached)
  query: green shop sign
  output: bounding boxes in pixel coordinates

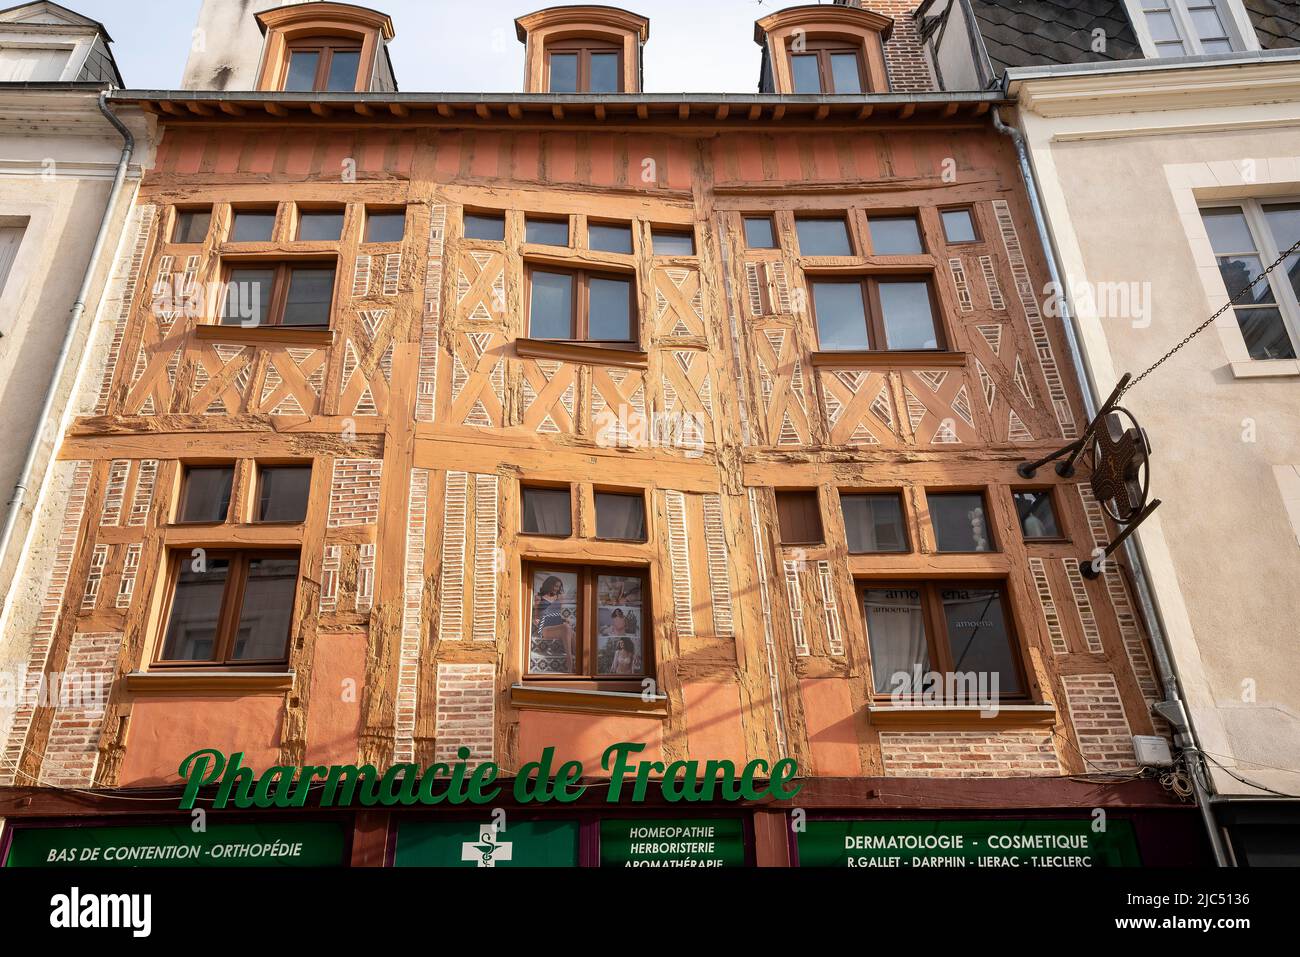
[5,822,346,868]
[394,820,579,867]
[600,818,746,868]
[798,819,1141,868]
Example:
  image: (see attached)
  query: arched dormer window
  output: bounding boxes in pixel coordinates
[755,4,892,94]
[516,6,650,94]
[255,2,396,94]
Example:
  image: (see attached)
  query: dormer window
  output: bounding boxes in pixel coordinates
[516,6,649,94]
[255,2,396,94]
[755,4,893,94]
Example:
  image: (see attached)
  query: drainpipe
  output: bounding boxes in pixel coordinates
[0,91,135,615]
[990,106,1230,866]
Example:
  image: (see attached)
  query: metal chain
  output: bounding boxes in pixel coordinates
[1120,235,1300,399]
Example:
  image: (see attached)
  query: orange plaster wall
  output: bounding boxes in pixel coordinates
[800,678,862,776]
[516,710,664,773]
[682,679,748,764]
[305,632,366,766]
[118,695,283,787]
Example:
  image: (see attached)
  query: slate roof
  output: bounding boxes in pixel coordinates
[1245,0,1300,49]
[970,0,1143,71]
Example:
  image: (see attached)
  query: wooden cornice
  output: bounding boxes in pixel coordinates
[810,349,968,368]
[515,338,648,368]
[194,325,335,348]
[509,683,669,719]
[121,671,296,695]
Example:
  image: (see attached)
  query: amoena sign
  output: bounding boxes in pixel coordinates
[178,742,802,810]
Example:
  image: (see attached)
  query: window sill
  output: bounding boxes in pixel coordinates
[811,349,965,368]
[515,338,648,368]
[1230,358,1300,379]
[123,671,295,696]
[510,683,668,719]
[195,325,334,347]
[868,703,1057,729]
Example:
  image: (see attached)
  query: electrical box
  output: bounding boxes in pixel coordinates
[1132,735,1174,768]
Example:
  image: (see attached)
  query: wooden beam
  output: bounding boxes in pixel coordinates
[594,103,606,121]
[715,104,729,121]
[434,103,452,118]
[391,102,411,117]
[678,103,689,120]
[309,102,332,118]
[898,103,915,120]
[159,101,185,116]
[507,103,522,120]
[218,102,246,117]
[475,103,491,119]
[748,104,762,120]
[552,104,564,120]
[264,102,288,117]
[857,104,873,119]
[354,103,374,116]
[813,104,830,121]
[941,102,959,119]
[186,101,214,117]
[636,103,648,120]
[771,104,785,121]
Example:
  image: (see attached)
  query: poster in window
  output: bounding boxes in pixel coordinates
[529,570,579,674]
[596,574,643,676]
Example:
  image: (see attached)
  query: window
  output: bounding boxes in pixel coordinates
[744,216,778,249]
[464,212,505,242]
[156,552,299,667]
[231,210,276,243]
[940,208,979,245]
[255,466,311,523]
[177,466,234,524]
[0,221,26,297]
[1013,490,1062,541]
[526,564,649,679]
[1137,0,1240,56]
[869,216,924,255]
[526,217,569,247]
[297,209,344,242]
[222,263,336,329]
[789,40,865,93]
[546,39,621,93]
[521,486,572,537]
[841,493,908,554]
[861,582,1024,698]
[526,267,635,347]
[595,491,647,542]
[365,209,405,244]
[1201,202,1299,360]
[810,278,942,351]
[283,38,362,92]
[173,209,212,245]
[796,216,853,256]
[589,221,633,254]
[929,492,993,553]
[652,228,695,256]
[776,490,824,545]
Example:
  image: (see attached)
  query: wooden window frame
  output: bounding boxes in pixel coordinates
[525,215,571,247]
[525,264,638,349]
[743,214,779,250]
[252,463,313,526]
[172,207,213,246]
[282,36,363,92]
[175,464,235,526]
[523,561,652,686]
[587,219,635,254]
[219,260,337,329]
[839,490,912,554]
[787,39,868,94]
[776,489,825,546]
[153,549,300,670]
[520,483,574,539]
[544,38,623,93]
[867,213,927,255]
[593,488,649,543]
[939,206,981,246]
[651,227,696,257]
[927,490,998,554]
[1011,487,1067,543]
[363,207,407,244]
[857,579,1029,701]
[795,214,855,257]
[810,276,946,352]
[294,205,345,243]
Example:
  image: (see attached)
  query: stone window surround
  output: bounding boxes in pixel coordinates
[1165,156,1300,378]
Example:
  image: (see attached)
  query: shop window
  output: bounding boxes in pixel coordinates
[221,263,337,329]
[869,215,924,255]
[652,228,695,256]
[231,209,276,243]
[526,266,635,347]
[282,37,362,92]
[595,491,647,542]
[1012,490,1062,541]
[522,485,572,537]
[255,465,312,524]
[1201,202,1300,361]
[156,552,299,668]
[465,212,506,242]
[526,216,569,247]
[526,564,649,679]
[860,582,1024,698]
[789,40,866,94]
[810,278,942,351]
[841,493,908,554]
[929,492,994,553]
[365,209,406,244]
[296,209,344,242]
[776,490,824,545]
[589,221,634,254]
[177,466,234,524]
[941,208,979,245]
[173,208,212,245]
[546,38,622,93]
[796,215,853,256]
[744,215,778,250]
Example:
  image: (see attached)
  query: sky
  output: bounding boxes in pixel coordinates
[68,0,804,92]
